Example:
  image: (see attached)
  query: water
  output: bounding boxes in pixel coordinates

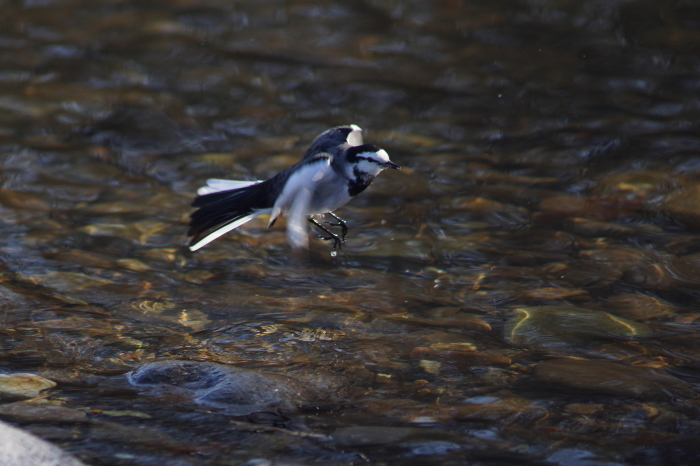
[2,0,700,464]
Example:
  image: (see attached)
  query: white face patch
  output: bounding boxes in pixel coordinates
[374,149,390,163]
[353,149,393,176]
[357,149,390,163]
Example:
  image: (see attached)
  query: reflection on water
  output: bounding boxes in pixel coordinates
[2,0,700,464]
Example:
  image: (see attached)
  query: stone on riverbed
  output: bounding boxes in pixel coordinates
[127,360,314,415]
[329,426,457,447]
[505,305,651,349]
[0,403,88,423]
[0,420,86,466]
[0,373,56,400]
[532,359,696,400]
[658,185,700,229]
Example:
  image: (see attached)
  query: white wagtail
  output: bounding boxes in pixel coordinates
[188,125,400,250]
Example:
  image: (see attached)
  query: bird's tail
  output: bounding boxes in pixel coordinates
[188,180,273,251]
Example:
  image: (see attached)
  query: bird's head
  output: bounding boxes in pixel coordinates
[344,144,400,178]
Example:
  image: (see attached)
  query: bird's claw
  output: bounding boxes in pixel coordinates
[309,216,347,249]
[325,222,348,242]
[318,234,343,249]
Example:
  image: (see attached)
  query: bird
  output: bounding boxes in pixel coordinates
[187,125,400,251]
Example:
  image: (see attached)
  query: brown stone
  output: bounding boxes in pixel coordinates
[533,359,695,400]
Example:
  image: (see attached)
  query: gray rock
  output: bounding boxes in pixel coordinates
[0,420,86,466]
[127,360,314,415]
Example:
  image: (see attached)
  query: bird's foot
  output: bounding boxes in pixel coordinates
[326,212,348,242]
[318,233,343,249]
[325,223,348,243]
[309,218,343,249]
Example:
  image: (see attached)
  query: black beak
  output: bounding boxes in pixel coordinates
[384,161,401,170]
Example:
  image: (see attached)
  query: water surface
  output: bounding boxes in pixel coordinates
[2,1,700,465]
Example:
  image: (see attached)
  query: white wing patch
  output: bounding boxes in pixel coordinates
[286,183,314,249]
[269,157,332,249]
[197,179,262,195]
[346,125,363,146]
[189,209,270,251]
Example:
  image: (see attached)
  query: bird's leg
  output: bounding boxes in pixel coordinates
[326,212,348,242]
[308,218,342,249]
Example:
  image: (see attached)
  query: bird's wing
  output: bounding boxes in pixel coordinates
[269,154,332,249]
[346,124,364,146]
[197,179,262,195]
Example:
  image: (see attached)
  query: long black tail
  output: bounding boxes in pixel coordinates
[188,180,275,248]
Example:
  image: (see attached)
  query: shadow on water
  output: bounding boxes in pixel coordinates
[2,0,700,464]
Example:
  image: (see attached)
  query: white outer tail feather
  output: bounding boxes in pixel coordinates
[197,179,261,195]
[188,210,270,251]
[190,178,266,251]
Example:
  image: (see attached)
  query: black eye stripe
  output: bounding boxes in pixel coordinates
[346,143,382,163]
[357,156,379,164]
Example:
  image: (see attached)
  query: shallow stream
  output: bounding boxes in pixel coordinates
[2,1,700,465]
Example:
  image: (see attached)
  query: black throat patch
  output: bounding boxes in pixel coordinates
[348,168,375,197]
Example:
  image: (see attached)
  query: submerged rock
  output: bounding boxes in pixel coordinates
[127,360,314,415]
[505,305,651,349]
[592,169,681,199]
[329,426,456,447]
[606,293,677,321]
[532,359,695,400]
[658,186,700,229]
[0,420,86,466]
[0,403,88,423]
[0,373,56,400]
[454,395,547,423]
[546,447,625,466]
